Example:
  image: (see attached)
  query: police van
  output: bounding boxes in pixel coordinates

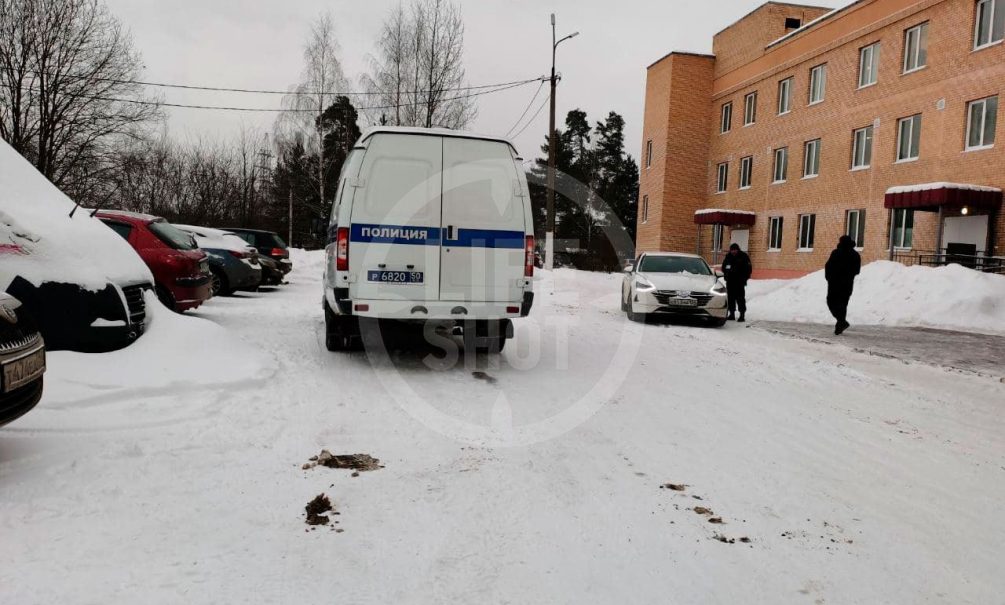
[322,127,536,352]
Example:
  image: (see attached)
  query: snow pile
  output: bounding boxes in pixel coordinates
[43,292,274,408]
[0,140,152,290]
[748,261,1005,334]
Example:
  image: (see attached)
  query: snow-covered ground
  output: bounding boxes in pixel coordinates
[2,251,1004,604]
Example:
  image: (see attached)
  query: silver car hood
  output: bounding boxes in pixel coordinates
[638,272,717,292]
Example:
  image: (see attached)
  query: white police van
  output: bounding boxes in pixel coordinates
[322,127,536,352]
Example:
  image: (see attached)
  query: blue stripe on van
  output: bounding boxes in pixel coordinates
[451,228,525,249]
[346,224,526,249]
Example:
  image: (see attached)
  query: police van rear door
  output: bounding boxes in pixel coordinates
[348,133,442,301]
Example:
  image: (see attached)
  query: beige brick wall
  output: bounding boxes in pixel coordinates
[713,3,833,79]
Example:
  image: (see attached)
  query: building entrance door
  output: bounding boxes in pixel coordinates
[730,228,750,252]
[943,215,988,255]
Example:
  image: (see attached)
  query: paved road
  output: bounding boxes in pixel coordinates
[751,321,1005,379]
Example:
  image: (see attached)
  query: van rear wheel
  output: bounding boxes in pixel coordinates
[324,300,360,352]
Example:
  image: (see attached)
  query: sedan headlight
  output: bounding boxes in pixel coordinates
[711,280,727,295]
[635,275,656,292]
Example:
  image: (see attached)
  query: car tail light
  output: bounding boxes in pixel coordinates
[336,227,349,271]
[507,306,520,314]
[524,235,535,278]
[271,247,288,258]
[228,250,248,259]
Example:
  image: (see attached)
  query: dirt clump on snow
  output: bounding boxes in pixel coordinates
[305,493,333,526]
[303,450,383,472]
[659,483,687,491]
[693,506,714,516]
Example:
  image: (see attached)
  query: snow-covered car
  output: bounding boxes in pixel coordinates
[0,293,45,427]
[621,252,728,326]
[223,228,292,284]
[175,225,262,296]
[0,141,154,352]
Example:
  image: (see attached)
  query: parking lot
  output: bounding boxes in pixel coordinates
[3,251,1004,604]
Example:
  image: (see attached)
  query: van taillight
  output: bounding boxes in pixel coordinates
[270,247,287,258]
[336,227,349,271]
[524,235,535,278]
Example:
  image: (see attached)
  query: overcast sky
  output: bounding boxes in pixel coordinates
[104,0,853,163]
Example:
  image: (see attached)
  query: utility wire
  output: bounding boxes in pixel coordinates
[503,80,544,138]
[508,93,550,140]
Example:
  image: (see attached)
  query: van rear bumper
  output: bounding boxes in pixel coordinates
[333,295,528,321]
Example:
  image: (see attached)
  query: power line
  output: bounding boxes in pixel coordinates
[509,93,550,140]
[503,80,545,139]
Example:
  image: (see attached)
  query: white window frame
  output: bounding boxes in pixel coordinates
[803,138,821,178]
[641,194,649,223]
[896,114,922,162]
[721,102,733,134]
[903,22,929,73]
[858,42,880,88]
[892,208,914,249]
[809,64,827,105]
[974,0,1005,50]
[645,140,653,168]
[778,77,793,115]
[768,216,784,251]
[716,162,729,193]
[846,209,866,249]
[739,156,753,189]
[797,213,816,251]
[744,92,758,126]
[851,125,873,169]
[773,147,788,183]
[965,95,998,150]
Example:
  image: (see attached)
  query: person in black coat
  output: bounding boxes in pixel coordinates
[720,243,752,322]
[825,235,862,335]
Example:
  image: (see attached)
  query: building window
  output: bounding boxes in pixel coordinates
[768,216,784,250]
[892,208,914,249]
[896,114,922,161]
[903,22,929,73]
[966,95,998,149]
[798,214,816,250]
[641,194,649,223]
[773,147,788,183]
[975,0,1005,49]
[716,162,729,193]
[721,102,733,133]
[712,224,724,252]
[859,42,880,88]
[744,92,758,126]
[851,125,874,169]
[739,156,753,189]
[645,140,653,168]
[785,17,802,30]
[778,77,793,115]
[846,209,866,248]
[809,64,827,104]
[803,138,821,177]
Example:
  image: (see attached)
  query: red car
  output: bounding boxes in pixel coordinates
[96,210,213,312]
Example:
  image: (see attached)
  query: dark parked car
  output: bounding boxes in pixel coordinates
[176,225,262,296]
[0,293,45,427]
[1,140,153,352]
[223,228,292,283]
[96,211,213,312]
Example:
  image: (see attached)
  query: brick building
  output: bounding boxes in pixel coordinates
[637,0,1005,277]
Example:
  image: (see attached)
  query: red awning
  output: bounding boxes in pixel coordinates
[693,210,756,226]
[884,183,1002,211]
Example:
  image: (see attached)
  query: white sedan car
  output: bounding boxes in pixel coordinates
[621,252,728,326]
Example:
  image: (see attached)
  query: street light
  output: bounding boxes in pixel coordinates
[545,14,579,271]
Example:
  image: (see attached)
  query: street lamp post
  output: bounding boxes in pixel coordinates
[546,14,579,270]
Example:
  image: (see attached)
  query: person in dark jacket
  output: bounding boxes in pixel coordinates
[824,235,862,335]
[720,243,752,322]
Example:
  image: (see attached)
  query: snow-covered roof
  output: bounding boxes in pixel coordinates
[885,182,1002,195]
[175,225,252,253]
[695,208,757,216]
[359,127,517,152]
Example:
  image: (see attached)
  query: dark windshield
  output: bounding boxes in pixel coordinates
[149,221,197,250]
[267,233,287,249]
[639,255,712,275]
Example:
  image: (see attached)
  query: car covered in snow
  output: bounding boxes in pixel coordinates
[322,127,535,352]
[621,252,728,326]
[175,225,262,296]
[95,210,213,312]
[222,228,292,285]
[0,141,154,352]
[0,293,45,427]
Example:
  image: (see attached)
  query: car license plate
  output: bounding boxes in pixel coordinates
[367,270,423,284]
[668,297,697,307]
[1,346,45,393]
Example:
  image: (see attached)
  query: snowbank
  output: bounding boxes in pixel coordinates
[748,261,1005,334]
[43,292,274,407]
[0,141,152,290]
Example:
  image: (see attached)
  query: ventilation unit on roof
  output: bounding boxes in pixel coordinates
[785,17,802,29]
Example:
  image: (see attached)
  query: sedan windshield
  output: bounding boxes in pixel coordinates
[149,221,197,250]
[639,255,711,276]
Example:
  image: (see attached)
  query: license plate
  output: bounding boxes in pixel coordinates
[367,270,424,284]
[2,346,45,393]
[667,298,697,307]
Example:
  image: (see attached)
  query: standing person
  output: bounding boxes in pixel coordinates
[721,243,752,322]
[825,235,862,335]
